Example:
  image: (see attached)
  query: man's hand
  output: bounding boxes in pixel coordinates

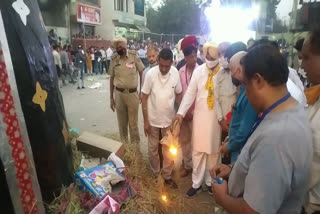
[219,119,229,132]
[223,136,229,144]
[144,120,150,136]
[220,142,229,157]
[210,164,232,179]
[212,180,228,205]
[173,114,183,125]
[110,98,115,112]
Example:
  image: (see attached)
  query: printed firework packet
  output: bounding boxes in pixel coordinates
[75,162,125,197]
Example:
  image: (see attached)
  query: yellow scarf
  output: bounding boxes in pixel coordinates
[305,84,320,105]
[205,64,221,109]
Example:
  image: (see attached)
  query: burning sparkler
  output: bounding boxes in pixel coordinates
[161,194,168,202]
[169,145,177,156]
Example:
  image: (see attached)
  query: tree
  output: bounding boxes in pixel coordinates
[265,0,288,33]
[146,0,200,35]
[266,0,281,21]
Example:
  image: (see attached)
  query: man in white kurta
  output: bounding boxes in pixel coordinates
[215,42,236,134]
[175,43,221,198]
[142,48,182,189]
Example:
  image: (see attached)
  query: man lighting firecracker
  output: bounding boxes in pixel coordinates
[178,36,200,177]
[174,43,222,198]
[141,48,182,189]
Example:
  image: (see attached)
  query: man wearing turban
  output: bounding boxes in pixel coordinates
[178,36,200,178]
[109,36,145,144]
[174,42,222,198]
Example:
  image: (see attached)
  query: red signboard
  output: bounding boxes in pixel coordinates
[77,3,102,25]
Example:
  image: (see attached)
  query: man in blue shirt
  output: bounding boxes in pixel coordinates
[220,43,258,163]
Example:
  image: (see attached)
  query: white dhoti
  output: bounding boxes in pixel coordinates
[192,151,219,188]
[191,96,221,188]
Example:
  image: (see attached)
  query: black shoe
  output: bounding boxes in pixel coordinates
[206,185,213,195]
[185,186,202,198]
[77,87,80,89]
[82,86,85,89]
[164,179,178,189]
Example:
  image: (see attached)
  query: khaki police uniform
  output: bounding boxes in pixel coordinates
[109,50,144,143]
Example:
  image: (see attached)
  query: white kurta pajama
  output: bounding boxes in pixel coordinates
[178,63,221,188]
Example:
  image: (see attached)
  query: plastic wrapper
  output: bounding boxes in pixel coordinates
[107,153,125,173]
[89,195,120,214]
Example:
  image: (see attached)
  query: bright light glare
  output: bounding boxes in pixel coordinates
[204,2,260,44]
[169,145,177,156]
[161,195,168,202]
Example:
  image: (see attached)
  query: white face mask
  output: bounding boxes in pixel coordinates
[219,57,229,69]
[205,58,219,69]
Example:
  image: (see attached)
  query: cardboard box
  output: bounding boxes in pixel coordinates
[76,132,125,159]
[75,162,125,198]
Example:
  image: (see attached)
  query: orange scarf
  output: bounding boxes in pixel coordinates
[305,84,320,105]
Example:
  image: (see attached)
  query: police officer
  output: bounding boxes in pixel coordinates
[109,37,144,143]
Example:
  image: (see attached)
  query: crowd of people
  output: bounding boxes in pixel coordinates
[107,27,320,214]
[51,43,114,89]
[51,35,187,90]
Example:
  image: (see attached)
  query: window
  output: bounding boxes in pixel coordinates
[126,0,128,12]
[114,0,124,12]
[134,0,144,16]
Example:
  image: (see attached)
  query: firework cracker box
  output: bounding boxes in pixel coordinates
[75,162,125,198]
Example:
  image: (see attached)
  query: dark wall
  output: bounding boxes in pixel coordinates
[0,160,14,214]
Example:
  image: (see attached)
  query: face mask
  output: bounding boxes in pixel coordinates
[219,57,229,69]
[117,48,125,56]
[232,77,241,87]
[205,58,219,69]
[298,59,302,66]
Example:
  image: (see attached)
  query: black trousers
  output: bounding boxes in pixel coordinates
[92,60,95,74]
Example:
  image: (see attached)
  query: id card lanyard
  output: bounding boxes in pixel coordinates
[245,92,291,142]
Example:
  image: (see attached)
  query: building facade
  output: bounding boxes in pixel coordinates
[39,0,147,42]
[95,0,147,40]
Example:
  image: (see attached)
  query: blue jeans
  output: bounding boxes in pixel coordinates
[94,60,102,74]
[77,63,85,88]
